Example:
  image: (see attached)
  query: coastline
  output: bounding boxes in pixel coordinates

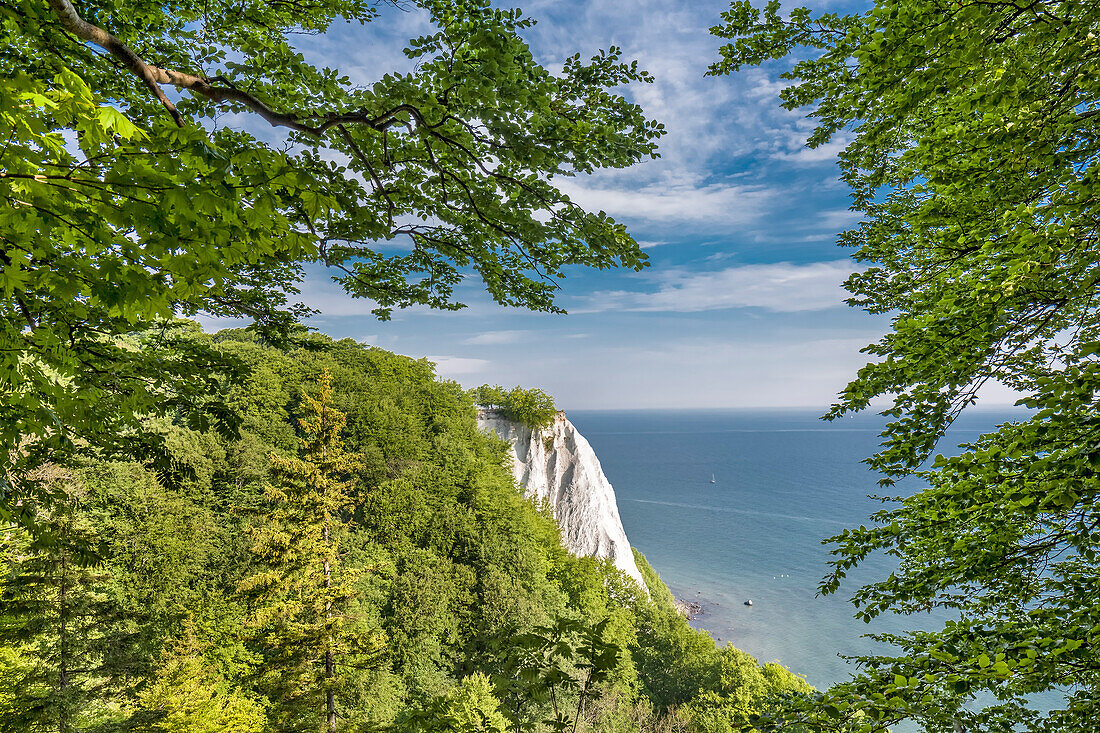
[674,597,704,620]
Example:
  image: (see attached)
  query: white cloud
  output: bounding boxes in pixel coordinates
[818,208,862,231]
[463,330,532,345]
[426,356,491,377]
[598,335,874,408]
[509,0,819,228]
[743,69,794,100]
[558,175,777,225]
[778,137,844,162]
[760,115,852,166]
[581,260,856,313]
[454,330,886,410]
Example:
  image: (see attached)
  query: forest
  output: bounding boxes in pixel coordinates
[6,0,1100,730]
[0,330,810,732]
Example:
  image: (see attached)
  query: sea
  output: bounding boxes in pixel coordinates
[567,407,1030,696]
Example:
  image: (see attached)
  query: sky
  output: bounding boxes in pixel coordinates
[204,0,969,410]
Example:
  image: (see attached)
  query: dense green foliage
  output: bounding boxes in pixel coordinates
[471,386,558,430]
[712,1,1100,731]
[240,369,380,731]
[0,0,663,528]
[630,553,812,733]
[1,333,809,732]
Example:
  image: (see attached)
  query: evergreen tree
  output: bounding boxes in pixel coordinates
[0,466,114,733]
[240,369,383,732]
[136,622,266,733]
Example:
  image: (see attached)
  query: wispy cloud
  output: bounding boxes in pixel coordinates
[516,0,827,229]
[558,175,776,225]
[776,138,849,164]
[580,260,856,313]
[473,330,887,410]
[818,208,862,230]
[427,356,491,377]
[463,330,532,345]
[586,334,875,408]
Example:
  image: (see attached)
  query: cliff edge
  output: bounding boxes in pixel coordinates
[477,408,646,589]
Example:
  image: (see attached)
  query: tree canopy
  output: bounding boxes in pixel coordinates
[0,0,663,525]
[471,385,557,430]
[0,332,811,732]
[712,1,1100,730]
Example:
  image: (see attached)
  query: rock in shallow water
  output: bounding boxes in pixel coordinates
[674,598,704,619]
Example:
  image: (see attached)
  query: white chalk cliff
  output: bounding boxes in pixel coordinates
[477,409,645,589]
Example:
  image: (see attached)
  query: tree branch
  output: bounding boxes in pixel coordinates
[47,0,185,126]
[48,0,432,136]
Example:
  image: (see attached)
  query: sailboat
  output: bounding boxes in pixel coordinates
[710,473,716,484]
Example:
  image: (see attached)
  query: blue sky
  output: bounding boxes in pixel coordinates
[206,0,969,409]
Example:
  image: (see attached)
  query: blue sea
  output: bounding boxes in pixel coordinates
[568,408,1026,693]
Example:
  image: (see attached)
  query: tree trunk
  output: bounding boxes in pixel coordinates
[325,528,335,733]
[58,553,69,733]
[322,390,336,731]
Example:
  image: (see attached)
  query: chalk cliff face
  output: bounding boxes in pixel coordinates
[477,409,645,589]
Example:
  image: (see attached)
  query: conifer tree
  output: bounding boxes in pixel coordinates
[240,369,382,732]
[137,621,266,733]
[0,466,113,733]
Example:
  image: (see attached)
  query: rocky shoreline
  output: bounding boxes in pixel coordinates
[674,598,704,620]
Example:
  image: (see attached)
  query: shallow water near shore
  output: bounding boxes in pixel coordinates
[568,407,1048,721]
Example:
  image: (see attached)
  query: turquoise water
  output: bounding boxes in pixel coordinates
[568,408,1022,691]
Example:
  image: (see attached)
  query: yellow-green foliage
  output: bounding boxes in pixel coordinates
[398,674,510,733]
[440,674,511,733]
[631,551,813,732]
[632,549,678,616]
[681,650,812,733]
[138,634,266,733]
[0,639,25,723]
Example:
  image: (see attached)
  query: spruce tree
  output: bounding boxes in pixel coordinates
[0,467,113,733]
[136,621,266,733]
[240,369,380,732]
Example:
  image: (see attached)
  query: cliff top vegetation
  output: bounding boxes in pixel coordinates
[471,385,558,430]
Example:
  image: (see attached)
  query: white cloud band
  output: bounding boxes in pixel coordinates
[580,259,857,313]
